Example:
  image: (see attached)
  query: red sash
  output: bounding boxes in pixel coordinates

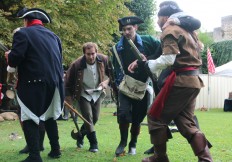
[148,67,198,119]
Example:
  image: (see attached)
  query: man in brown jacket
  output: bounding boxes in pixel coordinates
[65,42,109,153]
[128,1,213,162]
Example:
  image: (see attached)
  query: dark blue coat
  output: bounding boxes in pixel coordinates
[111,34,162,86]
[8,25,64,117]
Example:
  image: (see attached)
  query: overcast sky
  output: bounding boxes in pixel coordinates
[155,0,232,32]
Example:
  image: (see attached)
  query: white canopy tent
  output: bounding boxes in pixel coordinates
[214,61,232,77]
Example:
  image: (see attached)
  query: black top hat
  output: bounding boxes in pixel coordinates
[118,16,144,31]
[17,8,51,23]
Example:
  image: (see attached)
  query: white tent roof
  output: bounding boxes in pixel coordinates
[214,61,232,77]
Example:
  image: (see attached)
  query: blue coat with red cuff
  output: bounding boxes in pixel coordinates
[8,25,64,122]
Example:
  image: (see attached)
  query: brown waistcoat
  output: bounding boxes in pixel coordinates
[65,54,109,101]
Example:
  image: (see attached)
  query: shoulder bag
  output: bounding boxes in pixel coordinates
[112,45,147,100]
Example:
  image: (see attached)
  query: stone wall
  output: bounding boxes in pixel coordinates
[213,15,232,42]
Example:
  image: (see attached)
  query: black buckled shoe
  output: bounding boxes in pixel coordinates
[144,146,154,154]
[19,145,29,154]
[115,142,127,156]
[76,134,84,148]
[21,156,42,162]
[48,150,61,158]
[89,144,98,153]
[19,145,44,154]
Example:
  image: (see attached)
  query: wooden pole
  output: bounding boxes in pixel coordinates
[64,101,91,126]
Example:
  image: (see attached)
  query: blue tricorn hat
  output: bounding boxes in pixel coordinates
[17,8,51,23]
[118,16,144,31]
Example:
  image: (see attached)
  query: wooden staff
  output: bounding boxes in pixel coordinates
[64,101,91,126]
[0,41,8,52]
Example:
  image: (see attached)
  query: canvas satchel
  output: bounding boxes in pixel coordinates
[113,45,147,100]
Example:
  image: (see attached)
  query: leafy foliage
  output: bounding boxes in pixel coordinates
[197,31,214,73]
[200,40,232,73]
[198,31,214,48]
[0,0,131,65]
[125,0,157,35]
[210,40,232,66]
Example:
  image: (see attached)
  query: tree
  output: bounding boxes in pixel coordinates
[124,0,157,35]
[198,31,214,48]
[0,0,131,65]
[210,40,232,66]
[197,31,214,73]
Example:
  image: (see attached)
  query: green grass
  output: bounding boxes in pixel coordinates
[0,108,232,162]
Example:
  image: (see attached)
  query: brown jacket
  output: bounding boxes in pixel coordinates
[65,54,109,101]
[160,25,204,88]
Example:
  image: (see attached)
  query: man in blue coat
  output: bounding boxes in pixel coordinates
[5,8,64,162]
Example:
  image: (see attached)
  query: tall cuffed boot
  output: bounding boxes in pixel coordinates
[192,116,213,150]
[128,125,140,155]
[45,119,61,158]
[77,124,87,148]
[142,143,169,162]
[144,146,154,155]
[115,123,129,156]
[39,123,45,151]
[87,131,98,152]
[22,120,42,162]
[190,132,213,162]
[19,129,45,154]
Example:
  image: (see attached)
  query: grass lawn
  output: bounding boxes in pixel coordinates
[0,107,232,162]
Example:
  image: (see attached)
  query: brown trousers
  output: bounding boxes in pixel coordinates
[79,96,102,133]
[148,86,201,145]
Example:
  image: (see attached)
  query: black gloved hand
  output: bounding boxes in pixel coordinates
[137,60,147,69]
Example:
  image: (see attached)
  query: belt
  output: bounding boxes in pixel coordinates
[176,70,199,76]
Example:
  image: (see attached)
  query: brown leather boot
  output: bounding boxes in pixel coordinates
[144,146,154,154]
[142,154,169,162]
[198,145,212,162]
[142,144,169,162]
[190,132,213,162]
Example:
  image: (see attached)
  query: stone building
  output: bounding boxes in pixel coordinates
[213,15,232,42]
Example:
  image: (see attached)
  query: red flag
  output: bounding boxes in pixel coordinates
[207,48,215,74]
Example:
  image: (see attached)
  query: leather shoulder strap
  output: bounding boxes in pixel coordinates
[113,45,124,74]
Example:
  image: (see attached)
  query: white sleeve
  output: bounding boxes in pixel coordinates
[7,65,16,73]
[148,54,176,74]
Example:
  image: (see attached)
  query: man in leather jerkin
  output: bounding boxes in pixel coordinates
[128,1,213,162]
